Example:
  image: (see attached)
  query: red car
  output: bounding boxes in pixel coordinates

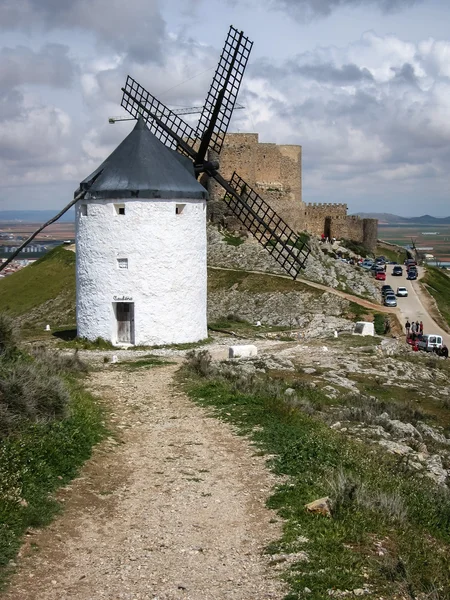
[376,271,386,281]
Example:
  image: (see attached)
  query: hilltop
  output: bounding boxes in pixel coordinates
[356,212,450,224]
[0,226,387,340]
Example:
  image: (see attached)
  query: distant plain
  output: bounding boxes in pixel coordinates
[378,223,450,265]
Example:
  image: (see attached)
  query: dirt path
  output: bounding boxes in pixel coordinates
[3,363,284,600]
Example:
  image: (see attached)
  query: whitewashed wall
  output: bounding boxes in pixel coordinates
[75,198,207,346]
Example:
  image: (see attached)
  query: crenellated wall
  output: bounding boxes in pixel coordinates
[208,133,377,253]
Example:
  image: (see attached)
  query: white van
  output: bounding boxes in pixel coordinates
[417,334,443,352]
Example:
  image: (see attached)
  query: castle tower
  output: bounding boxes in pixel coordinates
[75,119,208,346]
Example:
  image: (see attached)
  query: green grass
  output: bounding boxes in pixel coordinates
[339,239,370,258]
[58,336,116,350]
[422,266,450,328]
[346,301,370,320]
[208,315,291,334]
[181,367,450,599]
[115,356,174,370]
[208,267,322,296]
[0,379,104,588]
[0,246,76,330]
[376,244,407,265]
[222,232,245,246]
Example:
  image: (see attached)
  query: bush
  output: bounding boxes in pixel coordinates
[339,239,370,258]
[30,346,88,375]
[0,361,70,435]
[185,349,212,377]
[0,313,19,358]
[374,313,385,335]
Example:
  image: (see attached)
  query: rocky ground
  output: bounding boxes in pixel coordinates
[208,334,450,488]
[207,226,380,300]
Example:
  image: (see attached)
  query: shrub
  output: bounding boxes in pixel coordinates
[0,361,70,435]
[0,313,19,358]
[185,349,212,377]
[374,313,385,335]
[328,469,407,522]
[30,346,88,375]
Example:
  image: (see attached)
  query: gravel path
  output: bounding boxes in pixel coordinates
[3,362,284,600]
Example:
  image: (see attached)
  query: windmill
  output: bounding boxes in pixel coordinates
[120,25,310,279]
[0,26,311,348]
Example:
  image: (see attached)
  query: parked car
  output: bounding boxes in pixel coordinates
[384,294,397,307]
[361,259,374,270]
[405,258,417,267]
[417,334,443,352]
[376,271,386,281]
[392,265,403,276]
[397,287,408,297]
[381,285,394,297]
[407,271,418,280]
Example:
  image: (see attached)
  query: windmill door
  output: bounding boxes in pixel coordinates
[116,302,134,344]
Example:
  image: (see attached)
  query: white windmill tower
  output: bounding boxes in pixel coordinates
[75,118,208,346]
[0,27,310,346]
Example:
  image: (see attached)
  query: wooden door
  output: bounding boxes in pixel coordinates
[116,302,134,343]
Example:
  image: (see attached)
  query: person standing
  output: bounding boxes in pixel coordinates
[405,320,411,336]
[415,320,420,334]
[419,321,424,334]
[411,321,416,334]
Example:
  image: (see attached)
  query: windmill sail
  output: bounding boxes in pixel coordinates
[121,76,198,154]
[195,26,253,156]
[120,25,311,278]
[220,172,310,278]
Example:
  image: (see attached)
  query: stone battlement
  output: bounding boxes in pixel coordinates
[308,203,347,209]
[208,133,377,252]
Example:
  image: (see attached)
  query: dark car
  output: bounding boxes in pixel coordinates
[407,271,418,280]
[381,285,394,297]
[392,265,403,276]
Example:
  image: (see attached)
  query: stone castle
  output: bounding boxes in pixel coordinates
[207,133,378,252]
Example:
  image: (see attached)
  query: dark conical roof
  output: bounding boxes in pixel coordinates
[77,118,207,200]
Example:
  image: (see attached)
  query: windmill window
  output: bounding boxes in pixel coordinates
[80,204,88,216]
[114,204,126,215]
[117,258,128,269]
[176,204,186,215]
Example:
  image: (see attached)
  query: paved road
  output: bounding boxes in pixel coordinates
[384,266,448,342]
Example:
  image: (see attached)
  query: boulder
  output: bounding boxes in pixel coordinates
[378,440,412,456]
[228,345,257,359]
[305,497,332,517]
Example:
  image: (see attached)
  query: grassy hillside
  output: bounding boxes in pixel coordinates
[207,266,323,295]
[0,246,76,331]
[423,266,450,328]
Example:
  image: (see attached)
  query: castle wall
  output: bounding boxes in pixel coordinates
[208,132,378,253]
[304,203,348,237]
[208,133,305,232]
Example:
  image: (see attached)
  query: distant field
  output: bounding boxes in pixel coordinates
[0,222,75,259]
[378,223,450,265]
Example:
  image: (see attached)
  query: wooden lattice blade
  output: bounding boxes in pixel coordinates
[195,26,253,157]
[214,172,310,279]
[121,76,198,156]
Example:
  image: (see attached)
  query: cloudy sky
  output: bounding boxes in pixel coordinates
[1,0,450,216]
